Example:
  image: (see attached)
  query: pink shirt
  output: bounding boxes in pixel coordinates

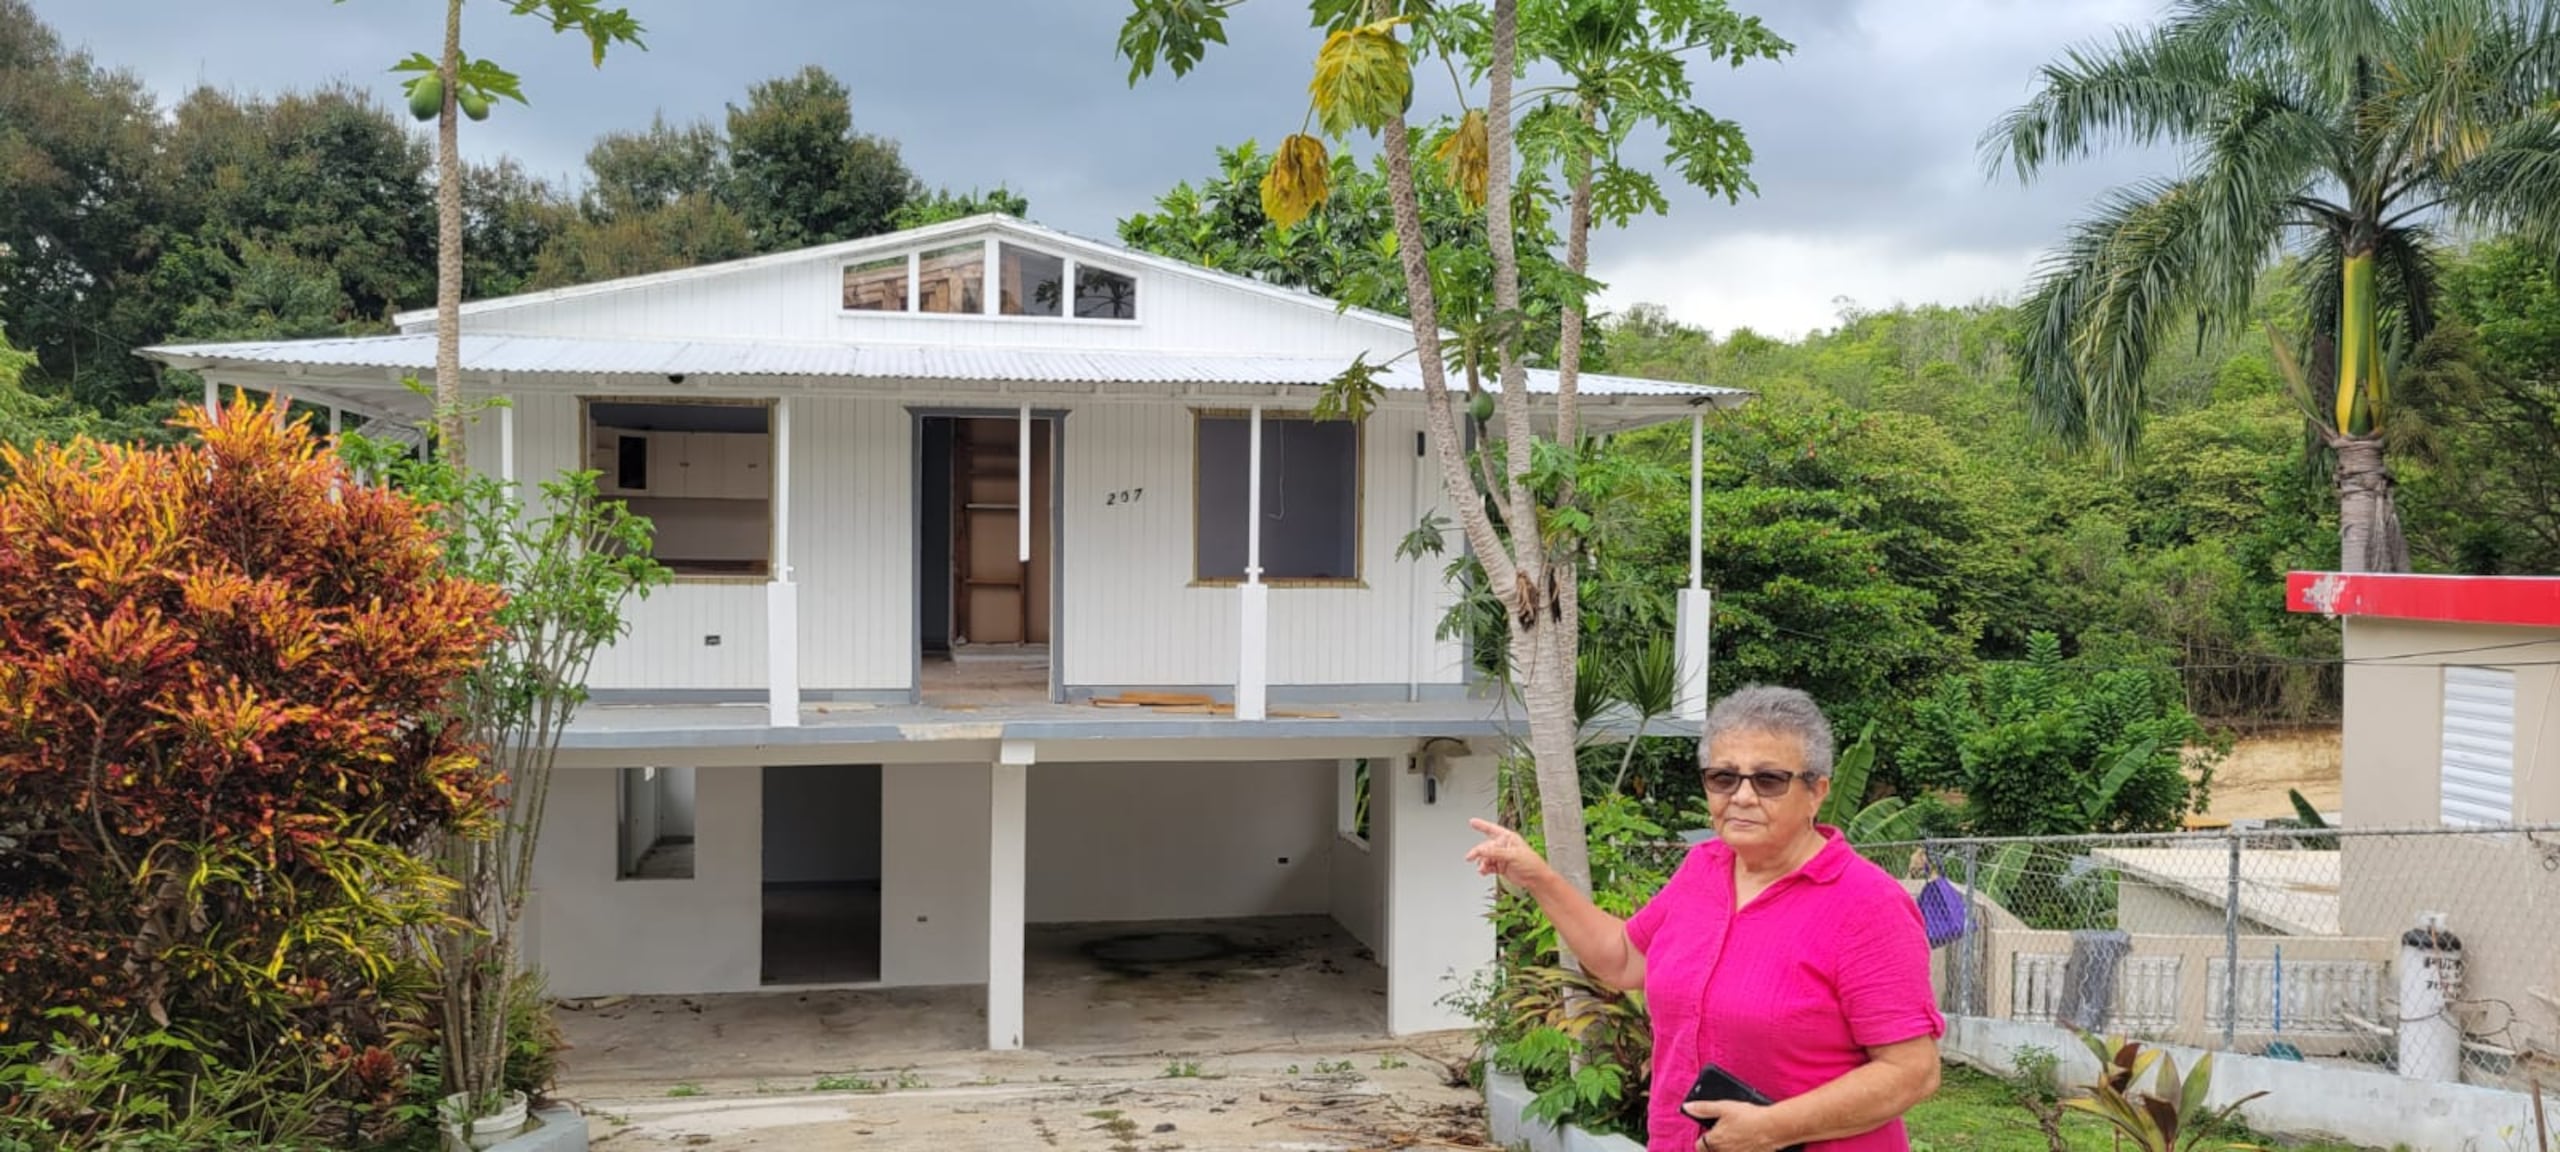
[1625,826,1943,1152]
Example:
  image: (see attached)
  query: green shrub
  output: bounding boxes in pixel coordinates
[0,1009,331,1151]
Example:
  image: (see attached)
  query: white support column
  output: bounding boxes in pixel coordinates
[767,397,799,728]
[1676,588,1714,722]
[1017,404,1031,562]
[328,406,342,441]
[1237,404,1269,721]
[203,376,219,421]
[499,399,517,488]
[1677,411,1711,721]
[1688,412,1703,591]
[987,747,1032,1051]
[1383,746,1497,1035]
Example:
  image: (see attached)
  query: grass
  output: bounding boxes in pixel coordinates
[1907,1067,2379,1152]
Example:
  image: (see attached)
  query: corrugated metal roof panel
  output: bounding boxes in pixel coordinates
[142,334,1741,399]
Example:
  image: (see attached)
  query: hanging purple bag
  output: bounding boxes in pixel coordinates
[1916,851,1969,949]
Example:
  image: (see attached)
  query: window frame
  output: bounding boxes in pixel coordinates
[837,241,1141,325]
[1188,407,1366,589]
[579,395,778,584]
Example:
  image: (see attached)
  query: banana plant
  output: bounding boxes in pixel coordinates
[2071,1032,2267,1152]
[1814,725,1930,849]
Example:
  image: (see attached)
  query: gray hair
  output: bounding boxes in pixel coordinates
[1701,685,1835,780]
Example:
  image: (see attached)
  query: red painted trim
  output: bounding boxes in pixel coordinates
[2287,571,2560,628]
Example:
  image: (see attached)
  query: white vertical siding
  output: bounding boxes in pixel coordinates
[453,244,1401,362]
[791,396,913,692]
[1061,403,1464,689]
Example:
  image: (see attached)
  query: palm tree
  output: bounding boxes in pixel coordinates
[1987,0,2560,572]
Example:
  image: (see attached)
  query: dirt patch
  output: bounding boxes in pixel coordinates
[2193,726,2341,822]
[574,1036,1493,1152]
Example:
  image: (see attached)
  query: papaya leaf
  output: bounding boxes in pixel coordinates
[1309,20,1412,138]
[1434,109,1491,208]
[1314,353,1386,423]
[1262,134,1332,231]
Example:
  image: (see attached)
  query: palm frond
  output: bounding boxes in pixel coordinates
[1982,23,2231,181]
[2017,178,2254,462]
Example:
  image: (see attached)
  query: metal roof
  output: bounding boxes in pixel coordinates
[143,333,1744,400]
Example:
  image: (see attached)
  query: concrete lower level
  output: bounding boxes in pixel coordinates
[554,916,1385,1089]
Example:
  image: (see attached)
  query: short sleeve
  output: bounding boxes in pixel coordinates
[1837,882,1947,1049]
[1625,843,1711,955]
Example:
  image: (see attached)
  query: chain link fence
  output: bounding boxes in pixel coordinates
[1843,824,2560,1091]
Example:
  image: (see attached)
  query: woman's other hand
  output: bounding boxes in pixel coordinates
[1682,1099,1793,1152]
[1463,819,1550,887]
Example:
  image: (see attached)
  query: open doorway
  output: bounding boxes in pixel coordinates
[761,765,883,985]
[917,414,1053,705]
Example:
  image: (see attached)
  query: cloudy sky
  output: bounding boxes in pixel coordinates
[32,0,2174,338]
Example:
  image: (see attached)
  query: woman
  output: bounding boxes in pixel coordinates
[1465,685,1942,1152]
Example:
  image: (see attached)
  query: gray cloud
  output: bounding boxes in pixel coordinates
[31,0,2185,335]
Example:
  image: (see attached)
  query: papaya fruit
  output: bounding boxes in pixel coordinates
[459,90,490,122]
[1469,390,1495,424]
[408,74,442,122]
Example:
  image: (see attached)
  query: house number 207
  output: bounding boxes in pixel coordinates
[1104,488,1145,506]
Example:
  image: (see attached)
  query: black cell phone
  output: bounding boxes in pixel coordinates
[1683,1064,1803,1152]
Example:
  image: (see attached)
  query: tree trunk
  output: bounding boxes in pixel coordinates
[434,0,467,466]
[2332,434,2409,572]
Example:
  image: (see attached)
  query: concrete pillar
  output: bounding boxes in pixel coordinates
[1238,404,1269,720]
[1675,587,1714,722]
[1383,746,1498,1035]
[988,747,1031,1050]
[767,397,799,728]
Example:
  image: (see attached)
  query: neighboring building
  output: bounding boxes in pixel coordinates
[140,215,1737,1050]
[2286,570,2560,1057]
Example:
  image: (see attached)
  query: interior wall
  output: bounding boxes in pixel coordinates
[919,419,954,652]
[530,765,763,998]
[617,767,659,876]
[762,765,882,884]
[1027,760,1332,923]
[660,766,697,839]
[879,763,991,985]
[619,497,772,566]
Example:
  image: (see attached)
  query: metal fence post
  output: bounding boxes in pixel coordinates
[2222,831,2242,1049]
[1960,841,1980,1018]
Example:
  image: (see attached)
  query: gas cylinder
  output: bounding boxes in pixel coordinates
[2396,911,2464,1082]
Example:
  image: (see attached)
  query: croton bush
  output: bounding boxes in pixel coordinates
[0,399,506,1143]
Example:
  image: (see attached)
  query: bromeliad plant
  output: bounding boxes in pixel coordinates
[2072,1033,2268,1152]
[343,422,666,1130]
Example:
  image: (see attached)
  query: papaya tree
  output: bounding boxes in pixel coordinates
[338,0,645,465]
[1118,0,1787,919]
[1988,0,2560,572]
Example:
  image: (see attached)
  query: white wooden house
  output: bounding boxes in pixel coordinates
[142,215,1739,1049]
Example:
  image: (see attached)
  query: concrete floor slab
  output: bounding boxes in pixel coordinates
[554,916,1386,1096]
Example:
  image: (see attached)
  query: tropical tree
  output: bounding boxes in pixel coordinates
[1987,0,2560,572]
[1118,0,1787,919]
[346,0,646,467]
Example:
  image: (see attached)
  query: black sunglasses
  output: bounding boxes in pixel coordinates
[1702,769,1814,798]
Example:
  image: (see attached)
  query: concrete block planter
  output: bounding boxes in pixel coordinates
[1482,1066,1646,1152]
[448,1104,587,1152]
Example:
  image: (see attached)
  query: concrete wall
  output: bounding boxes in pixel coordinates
[762,765,881,884]
[1942,1015,2538,1152]
[2340,618,2560,827]
[2337,618,2560,1040]
[660,767,696,839]
[531,766,763,998]
[616,768,658,876]
[1382,749,1499,1035]
[879,763,991,986]
[1328,760,1386,955]
[1025,761,1332,923]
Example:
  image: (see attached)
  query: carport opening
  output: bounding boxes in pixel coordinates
[761,764,883,985]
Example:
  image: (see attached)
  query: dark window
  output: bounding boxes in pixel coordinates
[999,243,1064,317]
[1074,265,1138,319]
[1194,414,1360,582]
